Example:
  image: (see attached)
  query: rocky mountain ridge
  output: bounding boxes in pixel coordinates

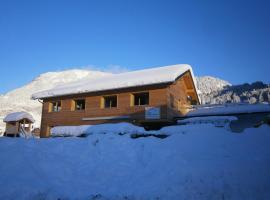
[197,77,270,104]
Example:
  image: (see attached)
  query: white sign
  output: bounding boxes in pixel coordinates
[145,107,160,119]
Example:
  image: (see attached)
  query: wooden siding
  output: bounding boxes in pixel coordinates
[5,122,19,134]
[166,71,199,119]
[40,85,168,137]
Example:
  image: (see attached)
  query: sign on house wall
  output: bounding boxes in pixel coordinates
[145,107,161,119]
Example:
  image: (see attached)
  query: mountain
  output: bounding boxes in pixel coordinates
[0,70,269,134]
[197,77,270,104]
[0,69,111,133]
[196,76,232,94]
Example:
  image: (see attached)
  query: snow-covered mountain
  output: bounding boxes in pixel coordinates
[0,69,111,133]
[0,69,269,133]
[197,77,270,105]
[196,76,231,94]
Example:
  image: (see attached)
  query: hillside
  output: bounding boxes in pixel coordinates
[0,70,269,133]
[0,69,111,133]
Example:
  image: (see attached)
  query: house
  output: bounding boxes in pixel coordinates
[3,112,34,137]
[32,64,200,138]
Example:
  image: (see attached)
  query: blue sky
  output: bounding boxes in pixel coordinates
[0,0,269,94]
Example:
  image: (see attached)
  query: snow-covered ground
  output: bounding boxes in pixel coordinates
[0,123,269,200]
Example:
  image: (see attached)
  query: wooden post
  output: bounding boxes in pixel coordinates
[16,122,19,137]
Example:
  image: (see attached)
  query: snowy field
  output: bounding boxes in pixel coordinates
[0,123,270,200]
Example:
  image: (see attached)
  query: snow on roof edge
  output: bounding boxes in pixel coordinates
[33,81,175,99]
[32,64,200,102]
[3,111,35,123]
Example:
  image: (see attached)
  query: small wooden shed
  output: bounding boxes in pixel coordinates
[3,112,35,137]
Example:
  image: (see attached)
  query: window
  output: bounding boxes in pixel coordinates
[102,95,117,108]
[74,99,85,110]
[187,95,197,105]
[51,101,61,112]
[131,92,149,106]
[191,100,198,105]
[187,95,192,102]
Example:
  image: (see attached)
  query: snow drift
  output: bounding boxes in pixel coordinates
[0,124,269,200]
[50,122,148,137]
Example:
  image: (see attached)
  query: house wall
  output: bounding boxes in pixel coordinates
[166,71,200,119]
[40,85,169,137]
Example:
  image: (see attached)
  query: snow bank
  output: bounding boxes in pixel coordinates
[51,122,147,137]
[0,124,270,199]
[32,64,198,99]
[3,111,35,123]
[188,103,270,117]
[50,118,243,138]
[51,125,91,137]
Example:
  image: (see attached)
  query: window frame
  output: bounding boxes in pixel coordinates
[50,101,61,112]
[73,99,86,111]
[101,95,118,109]
[130,91,149,107]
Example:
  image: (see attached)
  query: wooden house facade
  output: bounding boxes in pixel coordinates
[32,64,200,138]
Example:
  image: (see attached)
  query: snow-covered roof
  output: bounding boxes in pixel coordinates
[32,64,198,99]
[3,112,35,123]
[187,103,270,117]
